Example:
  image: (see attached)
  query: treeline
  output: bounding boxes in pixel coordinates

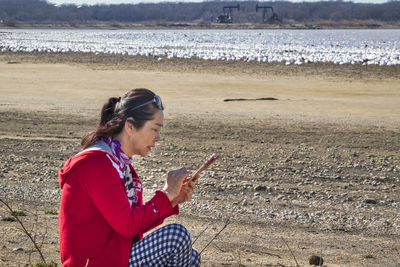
[0,0,399,24]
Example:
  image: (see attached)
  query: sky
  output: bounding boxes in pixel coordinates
[47,0,391,5]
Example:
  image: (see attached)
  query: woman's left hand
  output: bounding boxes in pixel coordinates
[170,179,195,207]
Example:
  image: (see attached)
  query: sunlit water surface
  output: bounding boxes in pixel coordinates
[1,29,399,65]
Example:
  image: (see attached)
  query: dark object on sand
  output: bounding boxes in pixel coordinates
[309,255,324,266]
[223,97,278,102]
[364,198,377,204]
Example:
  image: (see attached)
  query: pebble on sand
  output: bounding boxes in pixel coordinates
[309,255,323,266]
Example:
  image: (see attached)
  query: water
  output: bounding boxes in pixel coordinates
[1,29,399,65]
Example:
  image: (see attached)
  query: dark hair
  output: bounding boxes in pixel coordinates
[81,88,162,149]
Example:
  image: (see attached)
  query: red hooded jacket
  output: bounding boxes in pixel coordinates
[58,142,178,266]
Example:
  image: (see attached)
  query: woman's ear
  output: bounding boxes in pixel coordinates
[125,117,136,133]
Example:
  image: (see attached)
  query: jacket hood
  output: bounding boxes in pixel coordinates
[58,141,115,188]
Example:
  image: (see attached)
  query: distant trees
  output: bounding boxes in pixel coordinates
[0,0,399,24]
[273,1,400,22]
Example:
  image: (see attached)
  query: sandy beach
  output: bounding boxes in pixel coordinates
[0,52,399,266]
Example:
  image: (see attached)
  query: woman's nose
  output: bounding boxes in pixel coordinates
[155,133,161,142]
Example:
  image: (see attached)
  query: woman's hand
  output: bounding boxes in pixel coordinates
[170,180,195,207]
[163,167,191,204]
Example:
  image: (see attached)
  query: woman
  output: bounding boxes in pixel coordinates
[58,88,200,266]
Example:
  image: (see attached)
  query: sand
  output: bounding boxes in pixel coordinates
[0,52,399,266]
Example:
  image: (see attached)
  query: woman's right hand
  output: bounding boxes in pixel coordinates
[163,167,191,203]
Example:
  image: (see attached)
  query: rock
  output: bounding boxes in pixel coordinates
[365,198,377,204]
[309,255,323,265]
[254,185,267,191]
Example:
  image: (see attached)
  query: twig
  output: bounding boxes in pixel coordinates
[40,220,49,251]
[281,237,299,267]
[199,216,231,255]
[29,196,40,265]
[192,226,208,246]
[31,202,40,265]
[0,198,47,265]
[319,243,323,267]
[35,199,49,254]
[212,242,226,253]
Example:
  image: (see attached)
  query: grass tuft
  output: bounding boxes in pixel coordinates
[1,216,16,222]
[44,210,58,215]
[364,254,375,259]
[12,210,27,216]
[31,262,58,267]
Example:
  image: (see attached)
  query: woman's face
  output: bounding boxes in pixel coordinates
[126,110,164,157]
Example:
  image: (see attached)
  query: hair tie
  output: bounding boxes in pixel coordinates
[114,97,122,112]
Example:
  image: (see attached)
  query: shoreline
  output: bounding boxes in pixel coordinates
[1,51,400,80]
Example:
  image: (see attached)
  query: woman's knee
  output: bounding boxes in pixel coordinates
[165,223,192,247]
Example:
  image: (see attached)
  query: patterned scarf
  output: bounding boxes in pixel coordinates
[103,137,140,206]
[103,137,133,170]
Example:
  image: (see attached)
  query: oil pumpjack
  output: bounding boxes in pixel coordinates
[217,4,240,23]
[256,4,280,23]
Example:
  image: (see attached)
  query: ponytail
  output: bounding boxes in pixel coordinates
[100,97,121,126]
[81,97,123,149]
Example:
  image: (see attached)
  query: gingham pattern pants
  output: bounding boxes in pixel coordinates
[129,223,201,267]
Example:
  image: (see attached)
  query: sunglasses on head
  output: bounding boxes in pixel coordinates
[131,95,164,111]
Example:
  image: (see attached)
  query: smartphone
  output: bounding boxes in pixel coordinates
[190,153,219,183]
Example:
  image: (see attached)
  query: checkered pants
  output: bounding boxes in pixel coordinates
[129,223,201,267]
